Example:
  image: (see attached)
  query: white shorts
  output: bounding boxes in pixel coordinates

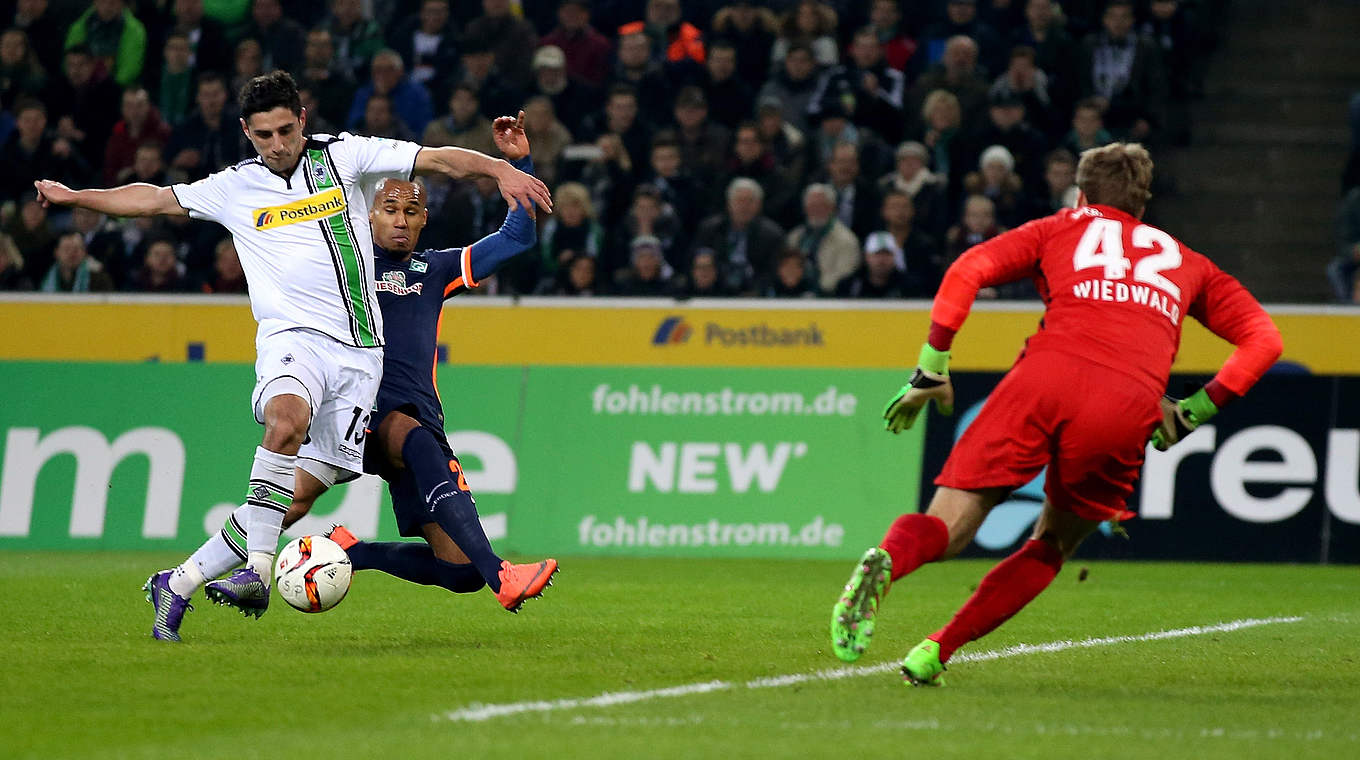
[251,328,383,478]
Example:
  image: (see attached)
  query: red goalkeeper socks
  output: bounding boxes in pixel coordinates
[931,539,1064,661]
[880,513,949,581]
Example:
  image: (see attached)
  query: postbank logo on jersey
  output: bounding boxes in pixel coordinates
[252,188,345,230]
[377,270,423,296]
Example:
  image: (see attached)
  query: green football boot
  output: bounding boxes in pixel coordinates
[900,639,946,686]
[830,547,893,662]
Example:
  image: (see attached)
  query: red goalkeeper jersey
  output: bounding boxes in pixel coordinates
[932,204,1281,396]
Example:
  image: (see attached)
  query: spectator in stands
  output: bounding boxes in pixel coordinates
[540,0,612,88]
[946,194,1036,298]
[922,0,1004,76]
[5,198,54,278]
[787,183,859,294]
[962,144,1034,229]
[909,35,991,132]
[691,177,784,294]
[67,205,126,282]
[1140,0,1200,145]
[230,38,262,95]
[40,230,113,292]
[539,181,605,282]
[64,0,147,87]
[671,86,730,191]
[579,131,635,228]
[453,38,519,123]
[296,85,338,134]
[1,28,46,107]
[878,140,948,240]
[358,93,416,141]
[755,42,819,133]
[201,236,246,293]
[538,251,602,296]
[582,83,649,180]
[242,0,302,73]
[9,0,65,75]
[670,247,729,298]
[867,0,921,76]
[297,28,357,131]
[989,45,1057,138]
[699,39,751,130]
[609,29,671,129]
[819,141,881,239]
[0,232,32,290]
[325,0,384,78]
[727,120,798,224]
[529,45,600,139]
[619,0,704,68]
[1330,186,1360,303]
[153,33,194,127]
[613,234,672,296]
[46,45,120,168]
[1061,96,1114,156]
[761,247,817,298]
[809,26,907,144]
[868,189,942,291]
[754,96,809,226]
[709,1,777,87]
[811,98,892,182]
[103,87,171,186]
[645,130,701,228]
[969,90,1048,193]
[126,237,189,292]
[611,184,682,275]
[119,141,172,186]
[465,0,538,91]
[521,95,572,187]
[1078,0,1166,141]
[389,0,458,100]
[348,49,433,137]
[771,0,838,67]
[1,98,89,208]
[1040,148,1078,213]
[162,0,231,76]
[915,89,971,198]
[833,233,921,299]
[1010,0,1077,106]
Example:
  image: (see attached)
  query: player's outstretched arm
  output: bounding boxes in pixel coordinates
[452,111,538,286]
[412,127,552,213]
[34,180,187,218]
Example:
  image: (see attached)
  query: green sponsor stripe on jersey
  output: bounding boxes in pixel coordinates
[308,148,378,347]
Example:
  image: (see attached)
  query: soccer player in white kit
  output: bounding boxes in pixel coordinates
[34,71,553,642]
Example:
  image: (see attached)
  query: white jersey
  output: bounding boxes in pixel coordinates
[172,132,422,348]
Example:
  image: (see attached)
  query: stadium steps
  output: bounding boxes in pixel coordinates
[1149,0,1355,302]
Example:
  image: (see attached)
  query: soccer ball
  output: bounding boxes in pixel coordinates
[275,535,353,613]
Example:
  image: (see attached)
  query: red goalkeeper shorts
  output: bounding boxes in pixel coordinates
[934,350,1163,522]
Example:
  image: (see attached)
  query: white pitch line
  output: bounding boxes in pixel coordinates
[439,616,1304,723]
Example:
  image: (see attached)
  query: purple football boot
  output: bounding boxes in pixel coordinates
[204,567,270,618]
[143,570,193,642]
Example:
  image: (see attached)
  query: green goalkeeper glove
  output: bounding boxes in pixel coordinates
[883,344,954,434]
[1150,387,1218,451]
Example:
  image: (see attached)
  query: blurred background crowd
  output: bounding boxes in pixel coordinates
[4,0,1335,302]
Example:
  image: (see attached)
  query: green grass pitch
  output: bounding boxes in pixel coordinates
[2,552,1357,759]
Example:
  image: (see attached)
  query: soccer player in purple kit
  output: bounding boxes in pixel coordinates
[273,111,557,612]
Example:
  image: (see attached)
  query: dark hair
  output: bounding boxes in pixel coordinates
[1044,148,1077,168]
[13,96,45,117]
[650,130,680,151]
[606,82,638,102]
[238,70,302,120]
[65,44,92,58]
[196,70,228,92]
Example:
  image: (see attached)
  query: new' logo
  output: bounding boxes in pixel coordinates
[651,316,692,345]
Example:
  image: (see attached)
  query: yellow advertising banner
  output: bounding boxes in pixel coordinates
[1,296,1356,373]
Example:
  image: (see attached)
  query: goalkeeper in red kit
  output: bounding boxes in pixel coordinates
[829,142,1283,685]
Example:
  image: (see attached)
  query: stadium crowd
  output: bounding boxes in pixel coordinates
[0,0,1218,297]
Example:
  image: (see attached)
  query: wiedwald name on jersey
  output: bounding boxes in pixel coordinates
[252,188,346,230]
[1071,279,1180,324]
